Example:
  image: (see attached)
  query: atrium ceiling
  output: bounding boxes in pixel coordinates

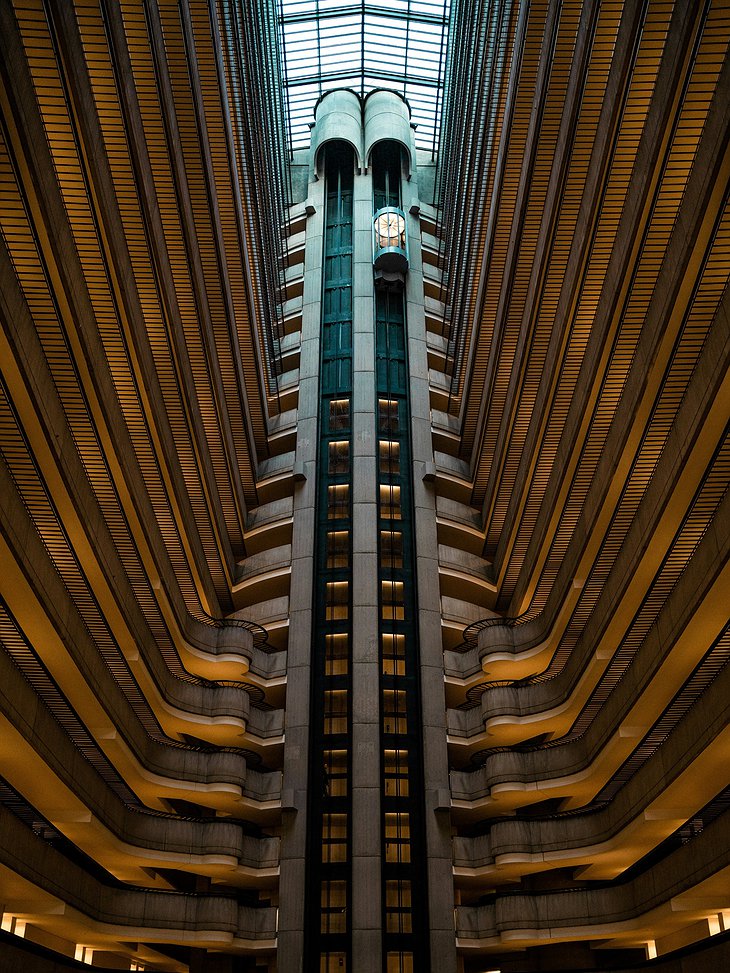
[278,0,450,155]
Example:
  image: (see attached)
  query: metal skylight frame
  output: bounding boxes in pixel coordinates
[278,0,451,158]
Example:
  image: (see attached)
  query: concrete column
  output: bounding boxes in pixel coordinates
[402,157,458,973]
[277,177,326,973]
[350,166,383,970]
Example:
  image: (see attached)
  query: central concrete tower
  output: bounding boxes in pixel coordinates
[277,89,455,973]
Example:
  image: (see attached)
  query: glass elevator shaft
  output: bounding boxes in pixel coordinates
[305,143,354,971]
[373,142,428,973]
[305,137,428,973]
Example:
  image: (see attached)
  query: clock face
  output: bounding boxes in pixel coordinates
[375,211,406,250]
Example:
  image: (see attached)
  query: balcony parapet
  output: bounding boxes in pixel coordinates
[455,806,730,948]
[449,639,730,819]
[446,482,729,757]
[0,802,278,945]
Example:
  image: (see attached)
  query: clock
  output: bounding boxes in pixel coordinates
[373,207,408,278]
[374,210,406,250]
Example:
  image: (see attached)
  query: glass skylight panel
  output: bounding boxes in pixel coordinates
[279,0,450,154]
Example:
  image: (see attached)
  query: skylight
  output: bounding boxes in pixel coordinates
[279,1,451,157]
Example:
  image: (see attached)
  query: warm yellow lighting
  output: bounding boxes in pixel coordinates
[707,914,722,936]
[1,915,25,936]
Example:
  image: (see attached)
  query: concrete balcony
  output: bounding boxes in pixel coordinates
[0,803,277,954]
[232,544,292,610]
[455,808,730,956]
[449,627,730,822]
[459,508,729,752]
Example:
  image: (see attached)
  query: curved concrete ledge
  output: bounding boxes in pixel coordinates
[455,808,730,952]
[282,264,304,301]
[453,657,730,881]
[449,507,729,753]
[215,623,286,680]
[434,434,470,462]
[0,198,269,685]
[436,495,486,555]
[244,496,294,553]
[439,555,498,611]
[0,562,282,892]
[0,622,285,822]
[233,545,292,608]
[101,806,280,886]
[449,636,730,819]
[0,380,261,688]
[0,804,277,947]
[255,452,298,506]
[0,462,290,750]
[469,291,730,685]
[0,500,278,752]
